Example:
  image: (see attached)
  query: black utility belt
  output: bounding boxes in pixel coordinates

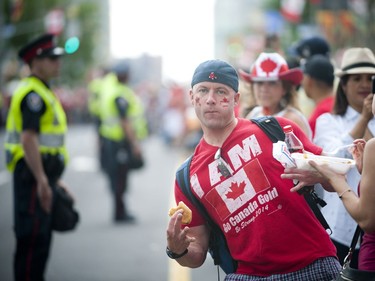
[18,154,65,182]
[41,154,65,175]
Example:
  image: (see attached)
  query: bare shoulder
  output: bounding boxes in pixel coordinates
[363,138,375,168]
[283,109,309,132]
[365,138,375,151]
[283,108,304,121]
[366,138,375,149]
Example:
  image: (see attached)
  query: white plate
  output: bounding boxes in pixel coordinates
[291,153,356,174]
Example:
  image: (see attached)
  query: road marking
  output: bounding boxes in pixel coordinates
[69,156,99,172]
[169,259,191,281]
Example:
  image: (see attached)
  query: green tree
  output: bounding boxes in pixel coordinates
[1,0,102,87]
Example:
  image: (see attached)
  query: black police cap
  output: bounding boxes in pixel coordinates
[18,33,64,64]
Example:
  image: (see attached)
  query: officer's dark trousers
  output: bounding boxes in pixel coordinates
[102,138,130,220]
[14,233,52,281]
[13,160,53,281]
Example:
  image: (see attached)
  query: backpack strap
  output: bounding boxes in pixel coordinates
[251,116,285,142]
[176,156,193,198]
[176,156,220,258]
[343,225,363,266]
[176,155,237,272]
[251,116,331,234]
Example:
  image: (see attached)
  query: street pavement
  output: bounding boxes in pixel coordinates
[0,124,223,281]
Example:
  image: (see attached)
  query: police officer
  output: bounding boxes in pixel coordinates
[99,61,147,223]
[87,67,108,171]
[4,34,70,281]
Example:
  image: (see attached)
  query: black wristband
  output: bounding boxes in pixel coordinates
[166,246,188,259]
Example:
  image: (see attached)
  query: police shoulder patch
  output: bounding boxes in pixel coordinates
[26,92,43,112]
[117,97,128,109]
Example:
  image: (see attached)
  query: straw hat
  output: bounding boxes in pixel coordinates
[335,47,375,77]
[239,52,303,85]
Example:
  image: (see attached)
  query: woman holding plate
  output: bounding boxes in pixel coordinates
[313,47,375,267]
[310,92,375,270]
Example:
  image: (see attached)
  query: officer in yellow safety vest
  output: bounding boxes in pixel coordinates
[4,34,72,281]
[87,68,108,170]
[99,61,147,223]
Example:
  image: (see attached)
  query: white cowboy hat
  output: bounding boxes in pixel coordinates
[335,47,375,77]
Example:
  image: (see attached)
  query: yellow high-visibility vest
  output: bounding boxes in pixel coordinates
[4,76,68,172]
[99,73,148,141]
[88,77,104,118]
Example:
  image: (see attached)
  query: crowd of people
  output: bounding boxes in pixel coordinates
[3,30,375,281]
[166,35,375,281]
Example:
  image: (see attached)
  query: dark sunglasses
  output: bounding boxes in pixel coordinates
[214,148,232,178]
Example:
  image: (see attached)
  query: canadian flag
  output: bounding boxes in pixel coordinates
[205,159,271,220]
[281,0,306,23]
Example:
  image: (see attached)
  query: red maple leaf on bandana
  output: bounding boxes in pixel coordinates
[209,72,217,80]
[260,58,277,75]
[226,181,246,200]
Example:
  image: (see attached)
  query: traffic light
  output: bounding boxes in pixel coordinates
[65,37,80,54]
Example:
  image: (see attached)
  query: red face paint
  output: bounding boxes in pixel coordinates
[195,97,201,106]
[220,97,230,108]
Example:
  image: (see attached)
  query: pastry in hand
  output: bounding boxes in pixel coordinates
[168,201,192,224]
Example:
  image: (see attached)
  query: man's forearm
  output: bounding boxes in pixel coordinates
[21,131,48,183]
[121,119,138,147]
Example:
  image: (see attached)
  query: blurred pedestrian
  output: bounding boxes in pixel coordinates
[239,52,312,138]
[160,82,186,146]
[87,66,108,171]
[287,36,332,117]
[310,90,375,270]
[292,36,331,65]
[4,33,73,281]
[98,61,147,223]
[301,54,335,138]
[314,47,375,267]
[264,34,284,55]
[166,59,340,280]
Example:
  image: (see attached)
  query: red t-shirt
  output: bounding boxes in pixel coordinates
[308,96,334,138]
[359,232,375,270]
[357,184,375,270]
[175,117,337,276]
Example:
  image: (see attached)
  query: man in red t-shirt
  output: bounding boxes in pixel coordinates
[166,60,341,280]
[301,54,335,138]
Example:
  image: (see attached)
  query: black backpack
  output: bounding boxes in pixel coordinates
[176,155,237,274]
[175,116,329,274]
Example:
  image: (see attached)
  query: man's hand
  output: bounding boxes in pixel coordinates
[57,180,75,202]
[131,142,142,158]
[166,209,195,255]
[308,161,347,185]
[361,93,374,122]
[281,167,334,192]
[21,130,54,213]
[166,209,210,268]
[37,176,53,213]
[352,139,366,174]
